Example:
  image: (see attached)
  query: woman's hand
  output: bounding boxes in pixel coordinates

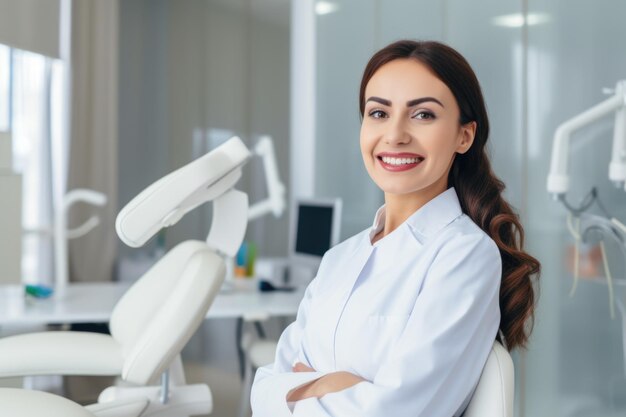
[292,362,316,372]
[286,362,367,402]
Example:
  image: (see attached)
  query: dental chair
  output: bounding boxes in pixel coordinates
[464,341,514,417]
[0,136,285,417]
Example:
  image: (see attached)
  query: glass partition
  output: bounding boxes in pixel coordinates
[312,0,626,415]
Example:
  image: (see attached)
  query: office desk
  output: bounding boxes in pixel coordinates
[0,282,304,326]
[0,281,303,385]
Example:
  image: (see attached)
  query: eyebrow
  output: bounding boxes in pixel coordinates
[366,96,444,108]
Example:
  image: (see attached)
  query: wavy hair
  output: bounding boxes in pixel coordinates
[359,40,541,351]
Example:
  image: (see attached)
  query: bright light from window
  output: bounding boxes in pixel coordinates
[492,13,551,28]
[315,1,339,15]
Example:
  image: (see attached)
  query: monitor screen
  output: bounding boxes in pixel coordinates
[294,204,334,257]
[289,198,342,273]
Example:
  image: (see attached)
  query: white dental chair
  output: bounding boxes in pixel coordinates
[0,240,224,417]
[465,341,514,417]
[0,136,286,417]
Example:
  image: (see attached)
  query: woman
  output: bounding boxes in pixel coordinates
[251,40,540,417]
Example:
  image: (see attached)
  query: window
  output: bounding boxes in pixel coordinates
[1,43,67,286]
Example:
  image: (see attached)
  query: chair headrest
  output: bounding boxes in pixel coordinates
[116,137,251,247]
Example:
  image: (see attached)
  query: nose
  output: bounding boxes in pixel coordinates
[384,117,411,145]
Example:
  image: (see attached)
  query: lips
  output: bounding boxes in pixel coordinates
[376,152,425,172]
[377,152,424,159]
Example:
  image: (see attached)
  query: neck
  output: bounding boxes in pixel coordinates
[381,183,449,238]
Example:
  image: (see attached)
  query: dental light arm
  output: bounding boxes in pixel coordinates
[547,80,626,197]
[248,135,286,221]
[611,82,626,187]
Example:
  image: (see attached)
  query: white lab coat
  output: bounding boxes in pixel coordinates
[251,187,502,417]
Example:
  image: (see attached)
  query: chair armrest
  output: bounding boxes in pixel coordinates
[0,331,123,377]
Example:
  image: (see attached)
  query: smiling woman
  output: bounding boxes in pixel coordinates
[251,40,541,417]
[360,58,475,209]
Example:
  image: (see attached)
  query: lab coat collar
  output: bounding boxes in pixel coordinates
[369,187,463,241]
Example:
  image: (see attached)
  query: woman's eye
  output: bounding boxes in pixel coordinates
[368,110,387,119]
[413,111,435,120]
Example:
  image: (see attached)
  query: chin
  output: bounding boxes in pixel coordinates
[377,181,422,196]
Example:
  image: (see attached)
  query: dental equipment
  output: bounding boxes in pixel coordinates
[576,213,626,377]
[547,81,626,321]
[248,135,286,221]
[22,188,107,294]
[547,80,626,199]
[0,135,286,417]
[55,189,107,295]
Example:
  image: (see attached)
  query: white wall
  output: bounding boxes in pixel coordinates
[118,0,169,260]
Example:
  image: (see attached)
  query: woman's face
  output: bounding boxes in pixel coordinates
[360,58,475,198]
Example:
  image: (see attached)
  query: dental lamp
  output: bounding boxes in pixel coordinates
[547,80,626,198]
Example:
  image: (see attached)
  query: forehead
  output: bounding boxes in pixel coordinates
[365,58,454,104]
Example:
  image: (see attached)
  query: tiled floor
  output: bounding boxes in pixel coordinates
[184,362,244,417]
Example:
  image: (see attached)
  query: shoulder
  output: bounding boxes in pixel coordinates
[418,214,502,295]
[432,213,501,268]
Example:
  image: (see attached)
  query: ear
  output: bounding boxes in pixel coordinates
[456,121,477,154]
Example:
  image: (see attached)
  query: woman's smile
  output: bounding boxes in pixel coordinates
[376,152,425,172]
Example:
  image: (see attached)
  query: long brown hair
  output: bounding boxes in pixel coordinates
[359,40,540,351]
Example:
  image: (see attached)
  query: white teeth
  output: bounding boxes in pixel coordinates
[381,156,421,165]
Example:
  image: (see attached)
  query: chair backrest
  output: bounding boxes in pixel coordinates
[464,341,514,417]
[109,240,225,385]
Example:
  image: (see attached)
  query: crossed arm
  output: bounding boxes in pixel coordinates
[287,363,367,402]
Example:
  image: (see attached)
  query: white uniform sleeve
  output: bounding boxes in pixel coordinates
[287,232,502,417]
[250,276,327,417]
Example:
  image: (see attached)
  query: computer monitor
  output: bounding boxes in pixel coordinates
[288,197,342,273]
